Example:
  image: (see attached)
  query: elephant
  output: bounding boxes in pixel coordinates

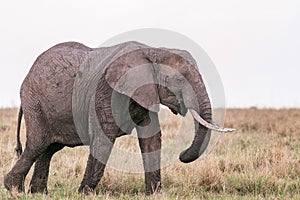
[4,41,234,195]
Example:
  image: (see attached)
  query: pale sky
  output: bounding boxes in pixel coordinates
[0,0,299,108]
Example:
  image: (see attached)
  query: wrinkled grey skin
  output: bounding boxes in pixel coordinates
[4,41,212,195]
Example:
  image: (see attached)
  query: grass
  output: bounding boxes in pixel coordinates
[0,107,299,199]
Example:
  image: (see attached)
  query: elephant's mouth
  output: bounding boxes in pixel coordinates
[158,85,187,116]
[173,100,187,116]
[161,97,187,116]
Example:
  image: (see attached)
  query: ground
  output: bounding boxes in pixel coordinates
[0,108,299,199]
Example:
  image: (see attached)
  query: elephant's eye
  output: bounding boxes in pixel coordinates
[165,75,169,84]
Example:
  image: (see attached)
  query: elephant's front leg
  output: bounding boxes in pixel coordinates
[137,112,162,195]
[78,154,106,194]
[78,132,116,194]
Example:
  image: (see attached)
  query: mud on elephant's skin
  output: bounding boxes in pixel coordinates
[4,41,234,195]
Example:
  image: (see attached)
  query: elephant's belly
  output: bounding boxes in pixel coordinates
[54,134,86,147]
[50,116,90,146]
[52,123,89,146]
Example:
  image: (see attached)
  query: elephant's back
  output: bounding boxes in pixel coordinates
[21,42,92,125]
[27,42,92,80]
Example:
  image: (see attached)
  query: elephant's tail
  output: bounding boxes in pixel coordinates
[15,106,23,158]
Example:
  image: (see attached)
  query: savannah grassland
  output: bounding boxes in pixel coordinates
[0,108,299,199]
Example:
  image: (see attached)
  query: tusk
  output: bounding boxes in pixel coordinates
[189,109,236,132]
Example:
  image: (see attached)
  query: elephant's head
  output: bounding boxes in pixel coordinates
[105,42,234,163]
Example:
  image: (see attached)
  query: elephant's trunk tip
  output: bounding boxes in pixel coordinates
[179,148,199,163]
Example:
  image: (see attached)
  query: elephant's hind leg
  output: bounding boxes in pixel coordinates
[4,150,35,192]
[29,143,64,194]
[4,106,52,192]
[4,145,50,192]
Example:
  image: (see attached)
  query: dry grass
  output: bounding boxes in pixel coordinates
[0,107,299,199]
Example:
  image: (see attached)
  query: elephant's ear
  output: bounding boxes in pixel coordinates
[104,49,160,112]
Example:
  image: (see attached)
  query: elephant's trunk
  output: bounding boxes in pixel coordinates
[179,98,213,163]
[179,70,235,163]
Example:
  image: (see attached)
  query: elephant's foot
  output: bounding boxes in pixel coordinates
[144,170,162,195]
[4,173,25,192]
[145,181,161,195]
[78,184,95,195]
[29,173,49,194]
[29,184,48,194]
